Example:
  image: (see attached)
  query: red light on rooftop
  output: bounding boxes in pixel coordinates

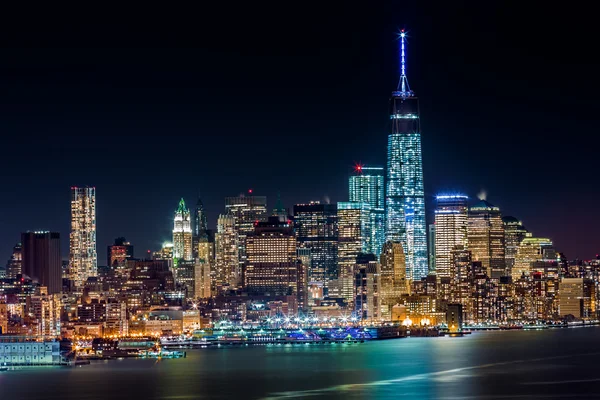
[248,189,253,194]
[353,162,364,174]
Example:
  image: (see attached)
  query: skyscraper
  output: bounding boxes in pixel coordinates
[379,241,408,319]
[385,30,427,281]
[512,237,555,281]
[21,231,61,294]
[69,186,97,288]
[5,242,22,279]
[214,214,239,290]
[173,198,193,263]
[293,202,338,292]
[503,216,531,274]
[193,197,209,240]
[337,202,372,303]
[245,217,305,311]
[225,193,268,274]
[434,195,469,279]
[467,200,505,278]
[349,165,385,257]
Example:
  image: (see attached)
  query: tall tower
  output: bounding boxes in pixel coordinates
[215,214,239,290]
[434,195,469,279]
[194,197,209,241]
[349,165,385,257]
[503,216,531,275]
[21,231,61,294]
[467,200,505,278]
[69,186,97,288]
[293,202,338,292]
[385,30,427,281]
[173,198,193,263]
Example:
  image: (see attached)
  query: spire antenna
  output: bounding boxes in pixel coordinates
[393,29,414,99]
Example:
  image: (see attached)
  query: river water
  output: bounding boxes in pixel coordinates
[2,327,600,399]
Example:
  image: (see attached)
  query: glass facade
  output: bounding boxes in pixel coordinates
[349,166,385,257]
[293,202,338,291]
[385,94,428,281]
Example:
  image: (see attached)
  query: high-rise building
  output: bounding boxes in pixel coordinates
[428,224,435,273]
[69,186,97,288]
[512,237,555,281]
[293,202,338,292]
[467,200,505,279]
[272,192,289,220]
[349,165,385,257]
[5,243,22,279]
[107,237,134,270]
[214,214,239,290]
[503,216,531,274]
[379,241,408,319]
[244,217,306,311]
[173,198,193,263]
[21,231,62,294]
[434,195,469,280]
[559,278,596,318]
[225,193,268,274]
[354,253,380,321]
[337,202,372,304]
[193,197,209,240]
[385,31,427,281]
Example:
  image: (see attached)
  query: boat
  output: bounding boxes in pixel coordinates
[138,349,186,359]
[0,367,8,372]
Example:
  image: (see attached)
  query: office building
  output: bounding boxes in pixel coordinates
[173,198,193,263]
[354,253,380,321]
[69,186,97,288]
[107,237,134,270]
[244,217,306,311]
[21,232,61,294]
[503,216,531,274]
[434,195,469,279]
[215,214,239,290]
[349,165,385,257]
[5,243,22,279]
[379,241,408,319]
[428,224,435,273]
[225,193,268,272]
[337,202,371,303]
[467,200,505,278]
[559,278,596,318]
[385,31,427,281]
[512,237,555,281]
[293,202,338,291]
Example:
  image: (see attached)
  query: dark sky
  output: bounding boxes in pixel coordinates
[1,3,599,264]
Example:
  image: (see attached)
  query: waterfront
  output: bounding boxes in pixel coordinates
[1,327,600,399]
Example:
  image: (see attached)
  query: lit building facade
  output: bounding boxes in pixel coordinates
[385,32,427,281]
[434,195,469,280]
[379,241,408,319]
[21,231,61,294]
[5,243,22,279]
[69,186,97,288]
[503,216,531,275]
[512,237,555,281]
[349,165,385,257]
[225,194,268,271]
[107,237,134,270]
[467,200,505,279]
[337,202,372,304]
[293,202,338,291]
[354,253,380,321]
[173,198,193,263]
[215,214,239,290]
[559,278,596,318]
[245,217,307,312]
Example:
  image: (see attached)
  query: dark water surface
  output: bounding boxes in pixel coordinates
[2,327,600,399]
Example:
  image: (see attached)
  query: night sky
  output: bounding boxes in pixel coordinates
[1,3,598,264]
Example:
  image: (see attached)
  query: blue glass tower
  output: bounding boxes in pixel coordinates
[349,165,385,257]
[385,30,428,281]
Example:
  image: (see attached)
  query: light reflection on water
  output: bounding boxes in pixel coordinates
[2,327,600,400]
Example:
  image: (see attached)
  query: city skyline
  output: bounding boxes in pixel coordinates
[2,4,599,263]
